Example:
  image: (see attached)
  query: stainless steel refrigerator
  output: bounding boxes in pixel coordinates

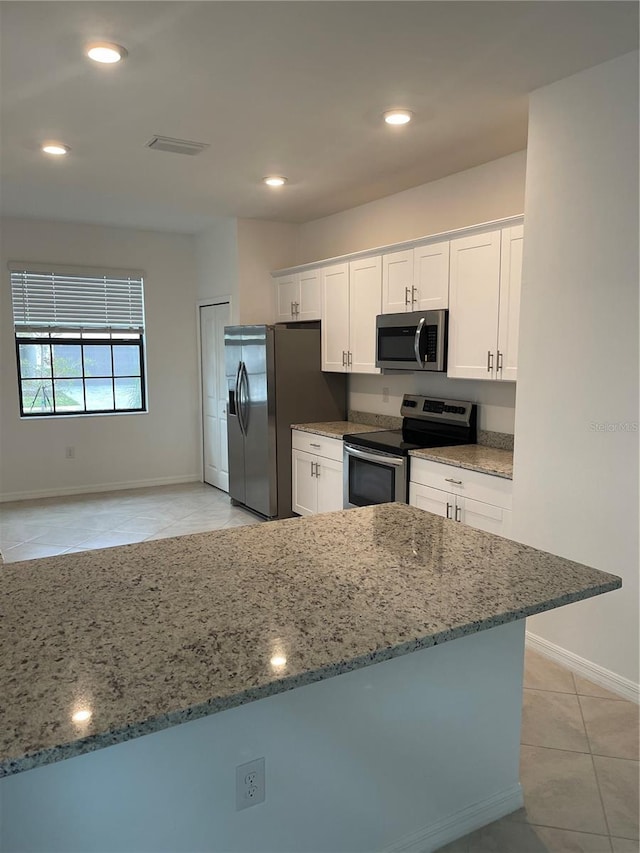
[225,323,346,519]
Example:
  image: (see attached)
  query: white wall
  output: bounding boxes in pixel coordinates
[237,220,298,325]
[0,218,200,500]
[512,52,639,686]
[195,217,239,318]
[296,151,526,264]
[350,374,516,434]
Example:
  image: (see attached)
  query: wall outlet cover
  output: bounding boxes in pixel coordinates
[236,757,265,811]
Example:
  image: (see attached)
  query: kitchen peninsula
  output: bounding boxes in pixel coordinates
[0,504,620,853]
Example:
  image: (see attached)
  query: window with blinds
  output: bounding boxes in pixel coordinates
[9,265,147,418]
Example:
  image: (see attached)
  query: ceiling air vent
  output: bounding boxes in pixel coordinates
[145,136,210,156]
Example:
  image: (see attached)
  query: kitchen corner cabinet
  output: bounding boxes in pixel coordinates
[381,241,449,314]
[447,225,523,381]
[321,257,381,374]
[409,457,512,538]
[291,430,343,517]
[275,269,321,323]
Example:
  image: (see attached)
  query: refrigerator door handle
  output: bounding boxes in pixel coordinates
[234,361,245,435]
[240,361,250,436]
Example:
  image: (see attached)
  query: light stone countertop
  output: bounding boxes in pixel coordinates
[291,421,379,439]
[410,445,514,479]
[0,503,619,777]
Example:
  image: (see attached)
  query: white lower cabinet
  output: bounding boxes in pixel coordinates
[409,457,512,538]
[291,430,343,517]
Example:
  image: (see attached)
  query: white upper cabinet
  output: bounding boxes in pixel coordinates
[349,255,381,374]
[321,258,381,374]
[298,269,322,321]
[382,250,414,313]
[274,270,321,323]
[321,263,350,372]
[447,226,522,381]
[497,225,523,382]
[382,242,449,314]
[413,241,449,311]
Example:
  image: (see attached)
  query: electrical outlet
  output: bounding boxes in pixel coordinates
[382,387,390,403]
[65,446,75,459]
[236,758,265,810]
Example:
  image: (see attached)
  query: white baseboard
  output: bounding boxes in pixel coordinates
[526,631,639,704]
[383,783,523,853]
[0,474,201,504]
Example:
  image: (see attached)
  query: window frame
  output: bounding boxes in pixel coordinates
[15,332,147,419]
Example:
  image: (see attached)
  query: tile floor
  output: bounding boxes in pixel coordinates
[0,482,258,563]
[441,650,639,853]
[1,486,638,852]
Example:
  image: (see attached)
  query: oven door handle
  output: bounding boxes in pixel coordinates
[344,444,405,467]
[414,317,426,368]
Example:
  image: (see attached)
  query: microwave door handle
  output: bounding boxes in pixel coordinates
[344,445,405,467]
[414,317,426,368]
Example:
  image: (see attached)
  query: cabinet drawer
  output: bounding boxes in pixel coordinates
[409,457,512,509]
[292,430,344,462]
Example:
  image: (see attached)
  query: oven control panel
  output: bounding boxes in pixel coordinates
[400,394,474,424]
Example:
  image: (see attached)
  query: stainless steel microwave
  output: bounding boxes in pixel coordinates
[376,309,448,371]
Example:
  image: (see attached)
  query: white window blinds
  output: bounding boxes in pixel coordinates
[9,265,145,332]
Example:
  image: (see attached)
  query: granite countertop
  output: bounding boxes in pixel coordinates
[0,504,619,777]
[410,445,514,479]
[291,421,379,439]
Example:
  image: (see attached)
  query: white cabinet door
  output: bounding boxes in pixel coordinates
[321,263,350,372]
[447,230,501,380]
[458,496,510,537]
[298,269,321,321]
[382,250,414,314]
[413,241,449,311]
[409,482,453,519]
[316,456,344,514]
[292,449,317,517]
[276,274,298,322]
[349,255,381,374]
[497,225,523,382]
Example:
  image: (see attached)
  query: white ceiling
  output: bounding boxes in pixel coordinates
[1,2,638,232]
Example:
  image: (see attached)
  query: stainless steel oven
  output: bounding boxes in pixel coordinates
[376,309,447,371]
[343,443,408,508]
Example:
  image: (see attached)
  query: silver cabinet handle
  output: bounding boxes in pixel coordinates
[315,462,320,477]
[347,351,352,367]
[455,505,462,522]
[414,317,426,368]
[487,350,494,373]
[445,478,463,485]
[310,461,315,478]
[446,502,452,519]
[294,302,300,316]
[497,350,503,373]
[404,286,411,306]
[291,301,294,316]
[412,285,418,305]
[342,350,347,367]
[310,443,320,448]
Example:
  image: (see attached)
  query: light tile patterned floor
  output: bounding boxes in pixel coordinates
[441,650,639,853]
[1,489,637,851]
[0,482,258,563]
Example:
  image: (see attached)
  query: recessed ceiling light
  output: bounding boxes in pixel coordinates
[41,142,70,156]
[263,176,287,187]
[383,109,413,126]
[86,42,127,64]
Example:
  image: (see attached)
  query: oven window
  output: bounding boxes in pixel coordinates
[348,456,396,506]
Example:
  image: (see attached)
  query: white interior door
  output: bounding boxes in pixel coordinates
[200,302,231,491]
